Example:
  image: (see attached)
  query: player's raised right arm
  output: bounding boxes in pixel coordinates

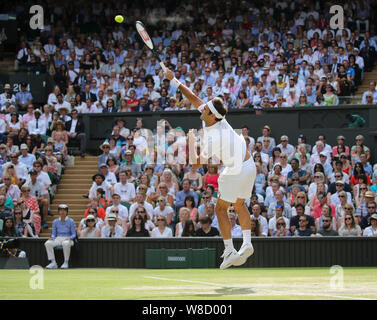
[163,68,205,110]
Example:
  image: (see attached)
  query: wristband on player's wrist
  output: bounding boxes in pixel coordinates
[170,77,181,88]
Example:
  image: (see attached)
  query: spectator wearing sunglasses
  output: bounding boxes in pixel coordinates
[290,203,315,233]
[79,214,101,238]
[312,193,336,221]
[293,214,315,237]
[151,215,173,238]
[78,207,103,235]
[268,204,290,236]
[328,171,352,193]
[152,196,174,227]
[267,190,292,219]
[106,193,129,224]
[359,200,377,231]
[334,192,353,225]
[338,213,362,236]
[355,190,375,219]
[97,142,111,169]
[101,213,124,238]
[130,206,154,232]
[126,213,150,237]
[271,217,291,237]
[198,192,213,215]
[314,214,339,237]
[329,180,352,206]
[120,150,142,179]
[360,201,377,231]
[129,192,153,219]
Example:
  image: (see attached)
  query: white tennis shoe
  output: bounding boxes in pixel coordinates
[60,262,69,269]
[46,261,58,269]
[233,243,254,267]
[219,248,240,270]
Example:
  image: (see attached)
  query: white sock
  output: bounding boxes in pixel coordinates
[223,239,234,252]
[242,229,251,245]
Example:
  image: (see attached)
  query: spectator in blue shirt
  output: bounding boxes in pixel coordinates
[15,83,33,112]
[360,153,373,176]
[174,179,199,210]
[287,158,309,186]
[134,78,148,99]
[44,204,76,269]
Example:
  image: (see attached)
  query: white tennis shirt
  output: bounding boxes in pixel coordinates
[200,119,246,176]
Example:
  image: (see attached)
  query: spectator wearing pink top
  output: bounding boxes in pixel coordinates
[311,192,336,221]
[332,135,350,156]
[21,104,35,127]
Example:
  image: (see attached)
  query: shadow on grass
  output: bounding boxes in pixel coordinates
[193,286,256,297]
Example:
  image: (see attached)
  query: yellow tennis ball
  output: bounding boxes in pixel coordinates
[115,15,124,23]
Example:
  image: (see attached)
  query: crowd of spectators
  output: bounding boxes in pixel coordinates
[8,0,377,114]
[2,0,377,242]
[70,119,377,239]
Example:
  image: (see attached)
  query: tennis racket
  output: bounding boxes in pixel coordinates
[135,20,167,72]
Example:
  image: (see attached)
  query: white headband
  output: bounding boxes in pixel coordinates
[207,100,224,119]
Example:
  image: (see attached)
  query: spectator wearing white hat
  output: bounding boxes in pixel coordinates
[79,214,101,238]
[97,142,111,169]
[45,204,76,269]
[0,84,16,109]
[18,144,36,171]
[362,214,377,237]
[101,213,124,238]
[257,125,276,148]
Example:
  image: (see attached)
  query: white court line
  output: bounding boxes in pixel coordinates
[143,276,375,300]
[144,276,229,288]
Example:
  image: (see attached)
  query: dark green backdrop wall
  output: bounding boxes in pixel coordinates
[82,105,377,162]
[17,238,377,268]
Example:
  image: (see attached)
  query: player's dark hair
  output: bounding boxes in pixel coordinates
[209,97,227,121]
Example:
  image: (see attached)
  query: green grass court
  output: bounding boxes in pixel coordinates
[1,267,377,300]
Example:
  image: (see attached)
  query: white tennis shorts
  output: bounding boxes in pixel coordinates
[217,157,256,203]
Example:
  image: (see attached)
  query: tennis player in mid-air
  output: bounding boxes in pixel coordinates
[163,68,256,269]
